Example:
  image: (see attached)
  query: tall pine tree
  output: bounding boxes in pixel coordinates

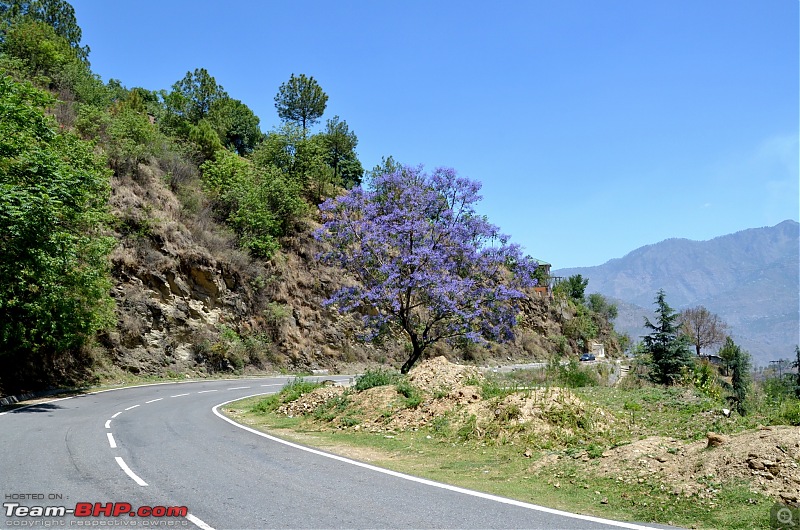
[720,337,751,415]
[642,289,694,385]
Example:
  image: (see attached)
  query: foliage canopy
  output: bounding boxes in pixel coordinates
[0,0,88,60]
[316,166,538,373]
[0,76,113,392]
[274,73,328,133]
[642,289,694,385]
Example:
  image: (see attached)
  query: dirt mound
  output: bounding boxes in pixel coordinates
[591,426,800,505]
[278,386,346,417]
[408,356,482,393]
[278,356,611,443]
[500,388,613,434]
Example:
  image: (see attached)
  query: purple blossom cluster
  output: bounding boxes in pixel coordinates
[315,166,538,373]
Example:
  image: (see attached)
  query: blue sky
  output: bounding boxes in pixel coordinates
[71,0,799,268]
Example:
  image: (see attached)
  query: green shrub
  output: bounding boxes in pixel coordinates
[687,360,722,399]
[340,415,360,427]
[200,151,306,258]
[431,414,452,435]
[312,392,352,422]
[280,377,323,403]
[396,379,422,408]
[251,394,281,413]
[355,368,399,391]
[250,378,323,414]
[457,414,479,441]
[586,443,605,459]
[557,360,599,388]
[770,400,800,426]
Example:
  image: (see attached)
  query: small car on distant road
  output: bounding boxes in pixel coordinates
[579,353,596,362]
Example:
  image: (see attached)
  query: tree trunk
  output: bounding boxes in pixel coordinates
[400,341,424,374]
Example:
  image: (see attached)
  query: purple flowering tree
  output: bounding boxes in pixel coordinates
[316,166,538,373]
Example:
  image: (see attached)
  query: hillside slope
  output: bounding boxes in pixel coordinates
[98,160,591,380]
[554,220,799,365]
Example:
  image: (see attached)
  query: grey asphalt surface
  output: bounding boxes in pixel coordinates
[0,377,668,530]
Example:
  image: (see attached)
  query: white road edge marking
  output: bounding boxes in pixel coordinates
[186,513,215,530]
[111,411,122,418]
[107,432,117,449]
[260,383,283,387]
[124,404,139,410]
[197,390,217,394]
[104,419,111,429]
[114,456,147,486]
[171,393,190,398]
[145,398,163,404]
[212,395,660,530]
[227,386,251,390]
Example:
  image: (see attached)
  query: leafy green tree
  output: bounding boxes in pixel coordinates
[163,68,227,130]
[112,84,162,117]
[367,155,403,183]
[719,337,751,415]
[320,115,362,190]
[207,96,263,155]
[642,289,694,385]
[250,124,302,176]
[562,304,598,349]
[554,274,589,304]
[106,107,162,177]
[188,119,224,161]
[0,76,114,393]
[274,73,327,133]
[250,124,329,199]
[0,17,105,105]
[1,17,74,79]
[200,150,306,258]
[0,0,88,60]
[588,293,618,321]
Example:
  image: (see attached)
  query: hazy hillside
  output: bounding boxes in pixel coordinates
[554,220,799,365]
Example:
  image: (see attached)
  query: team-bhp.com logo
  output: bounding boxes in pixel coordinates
[4,502,188,518]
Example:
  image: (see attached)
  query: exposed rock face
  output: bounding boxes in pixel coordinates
[103,164,395,376]
[107,251,248,373]
[101,162,600,377]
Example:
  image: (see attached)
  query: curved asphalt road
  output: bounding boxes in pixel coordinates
[0,377,667,529]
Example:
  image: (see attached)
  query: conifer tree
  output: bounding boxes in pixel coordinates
[720,337,751,415]
[274,73,327,133]
[642,289,694,385]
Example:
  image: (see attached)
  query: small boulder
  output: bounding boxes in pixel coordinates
[706,432,728,448]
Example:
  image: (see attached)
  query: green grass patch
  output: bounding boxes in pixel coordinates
[225,397,775,529]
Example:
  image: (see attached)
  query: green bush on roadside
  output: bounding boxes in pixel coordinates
[355,368,400,391]
[251,377,323,413]
[396,379,423,408]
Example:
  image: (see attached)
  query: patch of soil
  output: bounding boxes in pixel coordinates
[588,427,800,505]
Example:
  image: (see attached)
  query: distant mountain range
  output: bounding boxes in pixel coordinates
[554,220,799,366]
